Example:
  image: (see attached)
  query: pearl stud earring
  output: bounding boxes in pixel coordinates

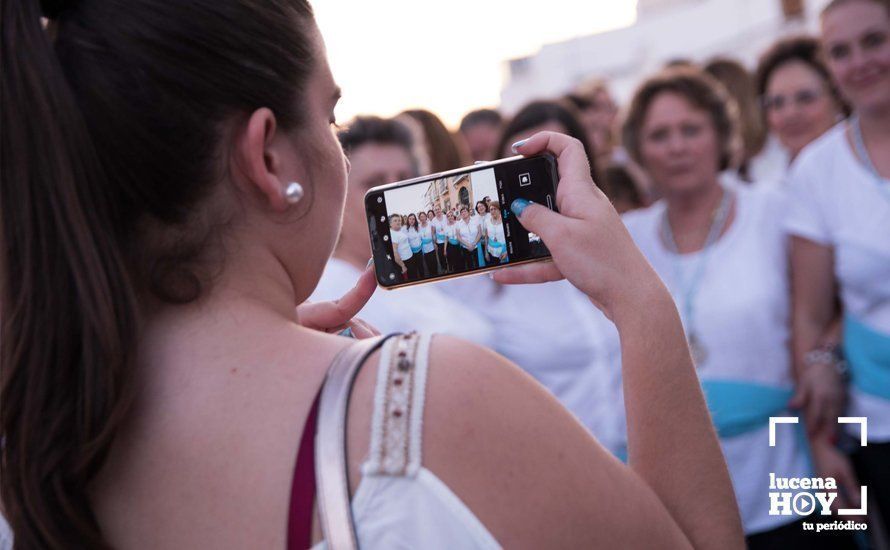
[284,181,304,204]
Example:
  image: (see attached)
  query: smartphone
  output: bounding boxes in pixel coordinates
[365,154,559,289]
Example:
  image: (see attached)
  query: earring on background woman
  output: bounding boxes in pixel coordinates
[285,181,304,204]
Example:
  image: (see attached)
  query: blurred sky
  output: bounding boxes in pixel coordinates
[314,1,637,129]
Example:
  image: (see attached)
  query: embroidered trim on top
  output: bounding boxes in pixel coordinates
[362,332,430,477]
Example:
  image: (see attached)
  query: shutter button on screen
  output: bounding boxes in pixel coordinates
[519,173,531,187]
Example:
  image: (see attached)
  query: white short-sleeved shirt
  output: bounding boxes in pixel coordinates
[390,227,413,260]
[431,215,448,243]
[456,219,477,249]
[445,224,458,242]
[484,218,506,258]
[419,223,436,253]
[620,185,811,534]
[470,214,485,237]
[406,227,422,251]
[784,122,890,442]
[748,133,791,185]
[310,258,495,346]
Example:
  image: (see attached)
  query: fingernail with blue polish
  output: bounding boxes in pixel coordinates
[338,327,354,338]
[511,139,528,154]
[511,198,531,218]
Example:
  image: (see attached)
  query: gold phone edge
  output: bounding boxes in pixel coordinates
[377,256,550,291]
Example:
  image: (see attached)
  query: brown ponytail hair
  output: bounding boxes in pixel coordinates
[1,0,316,547]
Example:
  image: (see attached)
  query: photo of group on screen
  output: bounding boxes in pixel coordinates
[388,198,509,281]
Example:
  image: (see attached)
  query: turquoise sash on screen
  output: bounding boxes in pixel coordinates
[844,316,890,400]
[700,380,794,438]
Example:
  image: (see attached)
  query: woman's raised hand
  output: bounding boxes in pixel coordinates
[493,132,666,320]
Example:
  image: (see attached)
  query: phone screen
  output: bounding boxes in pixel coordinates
[365,154,558,289]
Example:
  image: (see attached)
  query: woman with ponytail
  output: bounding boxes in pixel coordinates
[1,0,743,548]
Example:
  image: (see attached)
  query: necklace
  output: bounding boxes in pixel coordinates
[851,114,890,203]
[661,186,733,367]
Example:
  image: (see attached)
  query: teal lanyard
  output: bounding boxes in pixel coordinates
[660,187,733,358]
[852,114,890,203]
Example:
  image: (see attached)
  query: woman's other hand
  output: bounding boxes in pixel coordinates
[296,262,381,339]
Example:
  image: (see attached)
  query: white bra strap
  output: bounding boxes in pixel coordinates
[362,332,432,477]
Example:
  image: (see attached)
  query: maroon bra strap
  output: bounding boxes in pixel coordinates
[288,390,322,550]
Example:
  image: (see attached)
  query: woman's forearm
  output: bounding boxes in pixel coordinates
[613,286,744,550]
[792,312,832,380]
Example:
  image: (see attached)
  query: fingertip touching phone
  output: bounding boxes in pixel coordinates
[364,153,558,289]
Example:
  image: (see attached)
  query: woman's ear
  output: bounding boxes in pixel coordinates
[233,107,291,213]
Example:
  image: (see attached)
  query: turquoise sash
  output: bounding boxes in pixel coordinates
[612,380,808,466]
[700,380,794,438]
[844,316,890,400]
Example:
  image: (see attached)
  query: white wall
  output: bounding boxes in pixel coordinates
[500,0,831,114]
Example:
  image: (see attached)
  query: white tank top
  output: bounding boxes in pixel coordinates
[313,333,501,549]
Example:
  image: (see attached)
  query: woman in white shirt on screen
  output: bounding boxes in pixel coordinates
[405,213,421,253]
[418,211,438,277]
[617,67,851,548]
[388,214,414,279]
[785,0,890,540]
[472,201,489,266]
[431,204,448,270]
[404,213,423,280]
[456,206,479,269]
[484,201,508,264]
[443,212,462,272]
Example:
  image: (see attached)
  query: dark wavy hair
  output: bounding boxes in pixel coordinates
[755,35,851,117]
[622,67,742,172]
[497,99,598,181]
[1,0,316,547]
[338,115,414,156]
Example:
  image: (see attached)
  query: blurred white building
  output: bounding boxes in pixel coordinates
[500,0,831,113]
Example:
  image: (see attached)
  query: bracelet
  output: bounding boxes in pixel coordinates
[804,344,849,381]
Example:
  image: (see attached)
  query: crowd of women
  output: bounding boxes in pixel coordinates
[388,198,508,281]
[0,0,886,548]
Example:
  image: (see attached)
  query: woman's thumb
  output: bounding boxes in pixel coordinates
[510,198,560,242]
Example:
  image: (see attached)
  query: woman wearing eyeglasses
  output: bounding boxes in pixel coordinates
[756,35,849,167]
